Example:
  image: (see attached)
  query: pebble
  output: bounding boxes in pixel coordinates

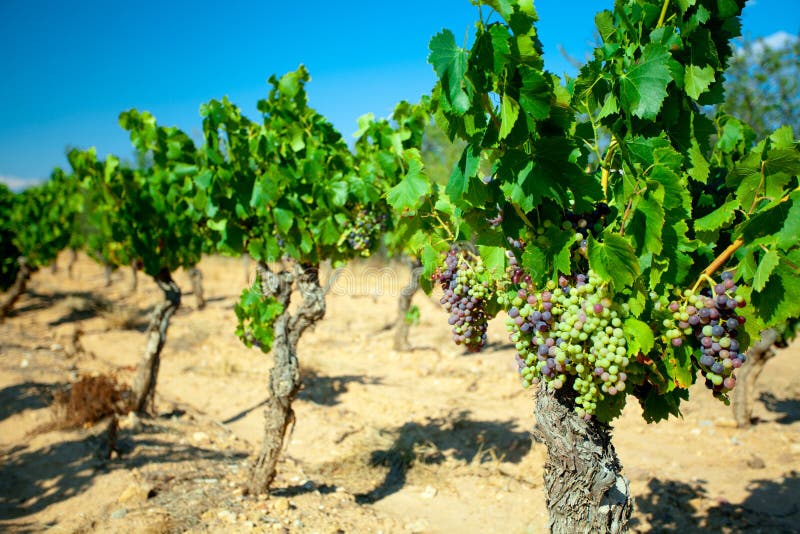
[421,485,437,499]
[790,443,800,455]
[110,508,127,519]
[406,519,429,533]
[192,431,210,443]
[117,483,151,504]
[746,455,766,469]
[217,510,237,523]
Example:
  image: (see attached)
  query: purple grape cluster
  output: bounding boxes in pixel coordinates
[663,271,747,396]
[434,247,491,352]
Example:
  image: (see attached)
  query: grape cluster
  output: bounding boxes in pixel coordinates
[563,203,610,258]
[500,270,630,419]
[505,237,530,286]
[662,271,747,396]
[433,247,492,352]
[341,209,386,256]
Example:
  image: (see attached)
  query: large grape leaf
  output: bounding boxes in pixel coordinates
[387,153,430,213]
[587,233,640,288]
[428,30,470,113]
[619,44,674,120]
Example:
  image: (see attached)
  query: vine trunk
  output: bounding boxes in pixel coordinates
[733,328,778,427]
[532,386,632,533]
[393,257,422,351]
[189,267,205,309]
[0,258,32,321]
[131,268,181,414]
[248,262,325,495]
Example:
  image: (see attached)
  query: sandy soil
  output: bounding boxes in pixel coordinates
[0,253,798,534]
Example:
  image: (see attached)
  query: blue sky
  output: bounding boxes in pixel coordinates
[1,0,798,188]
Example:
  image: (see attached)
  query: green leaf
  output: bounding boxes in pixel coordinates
[619,44,674,120]
[694,199,738,232]
[624,317,655,356]
[587,233,640,289]
[273,207,293,233]
[753,248,780,292]
[478,245,506,278]
[388,155,431,213]
[639,387,688,423]
[428,30,470,113]
[683,64,715,100]
[499,95,520,140]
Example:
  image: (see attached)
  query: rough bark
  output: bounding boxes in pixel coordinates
[67,249,78,279]
[0,257,33,322]
[104,264,114,288]
[248,262,325,495]
[130,260,139,294]
[131,269,180,414]
[393,257,422,351]
[531,385,632,534]
[188,267,205,310]
[733,328,778,428]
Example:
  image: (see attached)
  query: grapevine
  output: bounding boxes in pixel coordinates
[433,246,493,352]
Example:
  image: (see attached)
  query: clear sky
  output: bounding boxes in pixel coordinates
[1,0,798,188]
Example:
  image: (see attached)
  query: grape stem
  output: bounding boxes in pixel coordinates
[690,273,718,295]
[600,139,619,199]
[512,203,535,228]
[693,237,745,289]
[656,0,670,28]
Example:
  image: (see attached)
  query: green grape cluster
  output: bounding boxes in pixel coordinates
[502,271,630,419]
[658,271,748,398]
[434,247,492,352]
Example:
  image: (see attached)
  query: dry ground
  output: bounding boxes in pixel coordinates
[1,253,798,533]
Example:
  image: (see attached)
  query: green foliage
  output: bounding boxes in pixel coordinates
[234,282,284,352]
[8,169,81,270]
[405,304,421,326]
[199,66,384,266]
[389,0,800,423]
[72,111,206,278]
[0,184,21,290]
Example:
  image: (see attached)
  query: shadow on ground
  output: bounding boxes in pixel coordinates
[298,368,382,407]
[0,418,247,525]
[330,410,534,504]
[631,473,800,533]
[0,382,65,423]
[759,391,800,425]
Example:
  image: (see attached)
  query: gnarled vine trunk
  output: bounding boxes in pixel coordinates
[188,267,205,309]
[531,386,632,534]
[67,248,78,279]
[130,260,139,294]
[393,257,422,351]
[0,257,33,322]
[131,269,180,414]
[248,261,325,495]
[104,264,114,288]
[733,328,778,428]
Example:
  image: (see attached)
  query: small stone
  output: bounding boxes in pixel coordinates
[217,510,237,523]
[790,443,800,455]
[714,418,738,428]
[271,499,290,513]
[406,519,429,533]
[20,359,29,368]
[50,343,64,352]
[110,508,127,519]
[292,519,304,528]
[747,455,766,469]
[192,431,210,443]
[121,411,141,431]
[421,485,437,499]
[117,483,151,504]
